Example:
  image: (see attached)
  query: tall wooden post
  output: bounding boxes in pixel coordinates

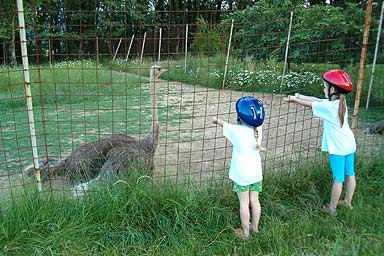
[352,0,373,133]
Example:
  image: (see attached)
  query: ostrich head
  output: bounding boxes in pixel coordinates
[150,65,167,81]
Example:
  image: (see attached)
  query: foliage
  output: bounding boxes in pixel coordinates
[0,157,383,255]
[189,17,227,54]
[228,2,382,67]
[230,1,293,61]
[1,1,383,69]
[0,1,17,40]
[0,0,257,65]
[286,3,364,66]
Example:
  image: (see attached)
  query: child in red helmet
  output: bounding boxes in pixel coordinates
[212,96,265,239]
[285,70,356,216]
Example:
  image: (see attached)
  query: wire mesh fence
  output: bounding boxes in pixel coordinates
[0,1,383,202]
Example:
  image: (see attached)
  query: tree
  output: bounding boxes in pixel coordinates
[0,1,18,66]
[227,2,370,67]
[190,16,226,54]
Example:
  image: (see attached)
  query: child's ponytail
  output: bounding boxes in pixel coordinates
[254,127,266,151]
[338,94,346,127]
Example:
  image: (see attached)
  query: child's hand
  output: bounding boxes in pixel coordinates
[283,95,294,102]
[284,93,299,103]
[284,93,313,108]
[212,117,225,126]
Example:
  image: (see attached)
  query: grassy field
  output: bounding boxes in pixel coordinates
[0,61,160,173]
[0,157,382,255]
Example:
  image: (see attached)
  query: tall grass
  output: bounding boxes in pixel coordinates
[0,157,383,255]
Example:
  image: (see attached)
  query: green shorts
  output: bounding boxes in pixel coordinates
[233,181,262,193]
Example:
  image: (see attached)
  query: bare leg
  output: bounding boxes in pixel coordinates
[249,191,260,233]
[343,175,356,206]
[237,191,250,238]
[330,180,343,211]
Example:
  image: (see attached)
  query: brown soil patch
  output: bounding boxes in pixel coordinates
[152,80,383,185]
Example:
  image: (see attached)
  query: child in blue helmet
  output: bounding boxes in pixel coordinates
[285,70,356,216]
[212,96,265,239]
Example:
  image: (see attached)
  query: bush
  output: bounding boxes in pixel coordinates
[228,3,372,67]
[190,17,227,54]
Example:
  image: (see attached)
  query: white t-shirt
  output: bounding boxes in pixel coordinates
[223,123,263,186]
[312,99,356,155]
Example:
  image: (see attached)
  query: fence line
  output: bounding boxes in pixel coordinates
[0,2,382,201]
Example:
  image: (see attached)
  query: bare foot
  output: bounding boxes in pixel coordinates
[250,225,259,233]
[321,205,337,216]
[337,200,353,210]
[236,228,249,240]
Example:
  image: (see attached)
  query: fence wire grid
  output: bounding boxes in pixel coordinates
[0,1,383,202]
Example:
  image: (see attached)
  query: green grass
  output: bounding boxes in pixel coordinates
[0,60,167,173]
[0,60,146,109]
[0,157,382,255]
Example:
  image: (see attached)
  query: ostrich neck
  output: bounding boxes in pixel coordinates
[149,72,159,131]
[140,71,159,152]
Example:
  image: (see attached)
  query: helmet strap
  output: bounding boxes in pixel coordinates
[328,84,339,101]
[328,84,332,101]
[237,115,241,124]
[329,92,339,101]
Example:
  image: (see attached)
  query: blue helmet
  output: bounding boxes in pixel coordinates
[236,96,265,127]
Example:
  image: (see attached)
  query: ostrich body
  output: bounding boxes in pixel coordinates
[95,65,164,181]
[63,134,137,181]
[27,65,166,189]
[364,120,384,135]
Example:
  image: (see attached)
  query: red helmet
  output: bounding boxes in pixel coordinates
[322,70,353,93]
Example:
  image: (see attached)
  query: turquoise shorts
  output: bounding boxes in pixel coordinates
[233,181,262,193]
[329,153,355,183]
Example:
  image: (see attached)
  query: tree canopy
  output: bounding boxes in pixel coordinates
[0,0,381,65]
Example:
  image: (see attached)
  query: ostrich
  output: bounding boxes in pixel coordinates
[363,120,384,135]
[25,65,167,191]
[73,64,166,192]
[99,64,163,175]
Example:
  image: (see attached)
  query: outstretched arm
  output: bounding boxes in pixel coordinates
[294,93,322,102]
[212,117,226,127]
[284,95,313,108]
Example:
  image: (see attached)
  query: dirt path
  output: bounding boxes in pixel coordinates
[152,79,383,184]
[153,80,322,183]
